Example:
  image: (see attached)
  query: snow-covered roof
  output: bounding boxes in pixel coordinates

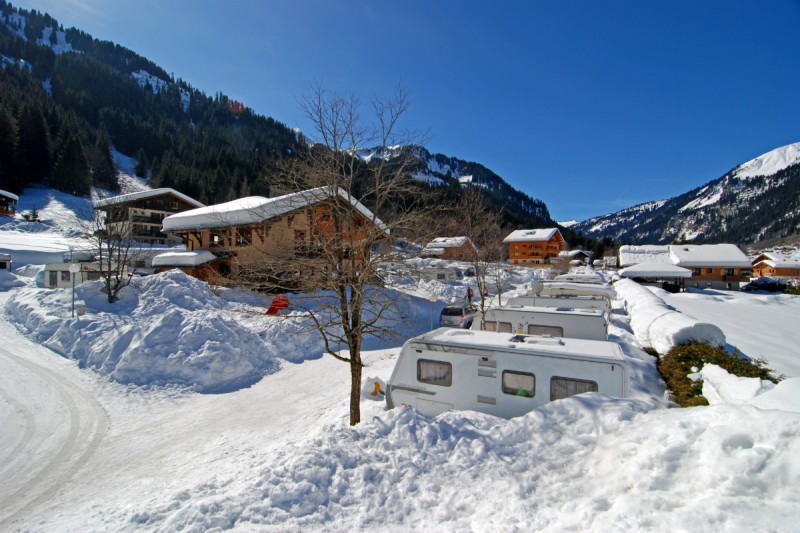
[162,187,388,233]
[424,236,471,249]
[559,250,591,258]
[503,228,561,243]
[619,263,693,278]
[152,251,218,267]
[618,245,671,267]
[93,188,204,209]
[669,244,751,268]
[0,189,19,201]
[753,258,800,269]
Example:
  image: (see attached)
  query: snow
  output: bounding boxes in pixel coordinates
[0,189,19,202]
[670,243,751,268]
[503,228,560,243]
[1,189,800,531]
[619,262,693,278]
[614,278,726,354]
[733,141,800,180]
[152,250,217,267]
[679,182,724,212]
[94,188,204,209]
[618,244,670,267]
[655,287,800,378]
[130,69,169,94]
[163,187,387,233]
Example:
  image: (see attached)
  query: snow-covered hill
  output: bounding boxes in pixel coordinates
[571,142,800,244]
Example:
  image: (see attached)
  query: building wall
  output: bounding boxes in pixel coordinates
[173,202,376,281]
[753,265,800,278]
[686,266,750,290]
[507,235,566,266]
[102,194,200,245]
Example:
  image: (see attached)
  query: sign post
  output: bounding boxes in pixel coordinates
[69,263,80,317]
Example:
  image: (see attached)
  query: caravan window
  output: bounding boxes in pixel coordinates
[497,322,513,333]
[484,321,497,332]
[60,271,71,282]
[502,371,535,398]
[527,325,563,337]
[417,359,452,387]
[550,377,598,400]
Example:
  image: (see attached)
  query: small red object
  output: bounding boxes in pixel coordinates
[265,295,289,315]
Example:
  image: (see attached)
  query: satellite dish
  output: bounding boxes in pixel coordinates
[528,280,544,296]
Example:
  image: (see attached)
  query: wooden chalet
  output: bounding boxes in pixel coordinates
[159,187,388,283]
[503,228,566,266]
[93,188,204,245]
[751,252,800,279]
[670,244,752,290]
[0,189,19,217]
[420,236,476,261]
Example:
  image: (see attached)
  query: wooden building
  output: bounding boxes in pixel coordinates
[503,228,566,266]
[751,252,800,279]
[93,188,204,245]
[420,236,476,261]
[159,187,387,284]
[0,189,18,217]
[670,244,752,290]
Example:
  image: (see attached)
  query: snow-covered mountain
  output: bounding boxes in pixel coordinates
[571,142,800,244]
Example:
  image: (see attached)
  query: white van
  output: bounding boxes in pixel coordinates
[474,305,608,341]
[385,328,629,419]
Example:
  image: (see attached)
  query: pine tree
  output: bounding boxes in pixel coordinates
[0,108,20,193]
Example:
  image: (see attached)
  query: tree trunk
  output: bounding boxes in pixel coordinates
[349,357,362,426]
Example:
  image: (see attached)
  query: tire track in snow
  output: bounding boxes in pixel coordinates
[0,343,109,527]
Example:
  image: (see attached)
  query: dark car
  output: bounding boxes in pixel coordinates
[741,277,787,293]
[439,303,480,329]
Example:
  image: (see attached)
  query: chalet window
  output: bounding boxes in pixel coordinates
[706,268,713,274]
[61,271,71,282]
[169,201,179,210]
[725,268,734,276]
[503,371,535,398]
[551,377,598,401]
[294,230,306,251]
[236,228,252,246]
[417,359,452,387]
[692,269,701,275]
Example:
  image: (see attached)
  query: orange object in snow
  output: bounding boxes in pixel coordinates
[265,295,289,315]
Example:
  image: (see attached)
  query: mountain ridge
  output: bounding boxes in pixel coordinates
[571,142,800,245]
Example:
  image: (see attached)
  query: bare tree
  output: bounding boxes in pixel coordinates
[254,83,430,425]
[77,199,136,303]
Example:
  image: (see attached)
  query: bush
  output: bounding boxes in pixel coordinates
[657,342,780,407]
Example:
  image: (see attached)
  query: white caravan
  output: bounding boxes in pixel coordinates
[474,305,608,341]
[505,294,610,313]
[539,281,615,301]
[385,328,629,419]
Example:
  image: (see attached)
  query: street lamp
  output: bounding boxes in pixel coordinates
[69,263,80,317]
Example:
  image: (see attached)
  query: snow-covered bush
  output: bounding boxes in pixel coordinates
[614,278,725,354]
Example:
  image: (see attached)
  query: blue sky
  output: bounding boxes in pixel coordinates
[13,0,800,221]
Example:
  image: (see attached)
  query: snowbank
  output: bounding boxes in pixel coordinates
[614,278,725,354]
[0,269,26,291]
[132,395,800,532]
[4,270,281,392]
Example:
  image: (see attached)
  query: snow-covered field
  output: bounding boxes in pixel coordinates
[1,186,799,531]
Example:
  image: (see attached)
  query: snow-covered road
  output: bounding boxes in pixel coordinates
[0,316,109,528]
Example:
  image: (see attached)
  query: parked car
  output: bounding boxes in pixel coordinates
[439,303,480,329]
[741,277,787,293]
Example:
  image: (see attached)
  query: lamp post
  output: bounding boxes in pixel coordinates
[69,263,80,317]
